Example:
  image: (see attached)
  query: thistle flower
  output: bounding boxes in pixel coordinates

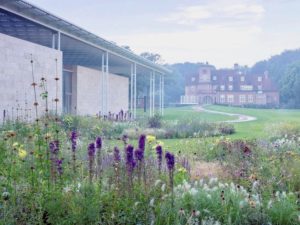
[88,143,96,157]
[113,146,121,162]
[165,151,175,207]
[56,159,63,175]
[165,151,175,171]
[138,134,146,151]
[126,145,136,173]
[134,148,144,161]
[88,143,96,183]
[96,137,102,150]
[95,137,102,179]
[70,131,77,152]
[156,145,163,174]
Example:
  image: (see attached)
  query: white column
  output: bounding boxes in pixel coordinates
[162,75,164,115]
[101,53,105,115]
[101,52,109,115]
[159,74,162,115]
[57,31,61,51]
[149,72,153,117]
[106,52,109,114]
[130,64,133,114]
[133,63,137,119]
[52,33,56,49]
[152,71,155,115]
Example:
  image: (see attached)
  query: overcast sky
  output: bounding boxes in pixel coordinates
[29,0,300,68]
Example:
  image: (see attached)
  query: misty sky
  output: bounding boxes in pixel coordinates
[28,0,300,68]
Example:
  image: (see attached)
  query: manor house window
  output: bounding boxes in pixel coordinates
[241,76,245,82]
[258,76,262,82]
[228,85,233,91]
[228,76,233,82]
[220,94,226,103]
[220,85,225,91]
[227,95,234,103]
[240,85,253,91]
[248,95,254,103]
[239,95,246,103]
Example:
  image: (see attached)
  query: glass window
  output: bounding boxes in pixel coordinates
[241,76,245,82]
[228,76,233,82]
[220,85,225,91]
[258,76,262,82]
[63,70,73,114]
[239,95,246,103]
[227,95,234,103]
[228,85,233,91]
[220,94,226,103]
[248,95,253,103]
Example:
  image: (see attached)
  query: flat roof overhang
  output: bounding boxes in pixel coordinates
[0,0,171,77]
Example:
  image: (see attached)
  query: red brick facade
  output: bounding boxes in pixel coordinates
[181,64,279,106]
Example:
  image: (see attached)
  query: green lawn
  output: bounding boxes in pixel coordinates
[138,106,235,122]
[129,105,300,156]
[205,105,300,139]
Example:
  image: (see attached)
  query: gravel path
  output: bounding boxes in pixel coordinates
[193,106,257,123]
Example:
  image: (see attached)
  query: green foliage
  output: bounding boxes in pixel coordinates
[251,49,300,108]
[148,113,162,128]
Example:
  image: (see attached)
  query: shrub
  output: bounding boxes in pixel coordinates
[148,113,162,128]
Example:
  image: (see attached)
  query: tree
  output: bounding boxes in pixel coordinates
[280,62,300,108]
[140,52,164,64]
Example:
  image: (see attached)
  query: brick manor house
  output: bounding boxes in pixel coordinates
[181,64,279,106]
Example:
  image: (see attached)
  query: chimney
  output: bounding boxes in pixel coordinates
[234,63,239,70]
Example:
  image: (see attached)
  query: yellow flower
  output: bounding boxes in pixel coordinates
[146,135,156,143]
[13,142,19,148]
[18,149,27,159]
[177,167,187,173]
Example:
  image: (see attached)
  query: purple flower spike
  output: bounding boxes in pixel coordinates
[126,145,136,172]
[138,134,146,152]
[165,151,175,171]
[96,137,102,150]
[49,140,59,155]
[156,145,162,161]
[88,143,96,157]
[134,148,144,161]
[56,159,63,175]
[70,131,77,152]
[113,146,121,162]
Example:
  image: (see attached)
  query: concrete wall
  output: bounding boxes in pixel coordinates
[74,65,128,115]
[0,33,63,122]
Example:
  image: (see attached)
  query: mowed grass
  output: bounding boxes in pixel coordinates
[131,105,300,156]
[205,105,300,139]
[138,106,235,122]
